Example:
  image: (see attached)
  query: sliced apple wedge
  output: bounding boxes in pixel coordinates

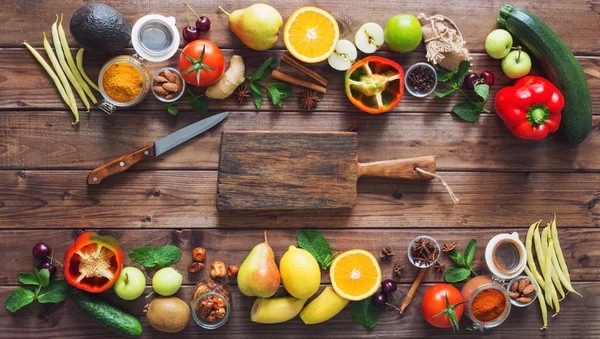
[355,22,384,54]
[328,39,357,71]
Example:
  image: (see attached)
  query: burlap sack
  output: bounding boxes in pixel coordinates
[418,13,471,70]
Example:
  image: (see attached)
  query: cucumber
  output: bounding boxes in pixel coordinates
[73,292,142,337]
[498,5,592,144]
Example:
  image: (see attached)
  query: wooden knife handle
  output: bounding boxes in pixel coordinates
[357,156,436,180]
[87,143,155,185]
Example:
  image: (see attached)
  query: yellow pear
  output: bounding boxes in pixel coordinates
[218,4,282,51]
[237,230,281,298]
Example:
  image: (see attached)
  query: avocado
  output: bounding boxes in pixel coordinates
[70,3,131,54]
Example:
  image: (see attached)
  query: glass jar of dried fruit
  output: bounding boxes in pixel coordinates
[191,279,231,329]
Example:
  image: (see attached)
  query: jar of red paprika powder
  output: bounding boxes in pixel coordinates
[466,283,511,330]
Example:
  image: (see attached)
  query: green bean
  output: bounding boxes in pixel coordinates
[550,238,582,297]
[544,235,554,307]
[76,48,99,91]
[538,225,565,299]
[550,213,572,284]
[22,41,70,110]
[548,238,561,316]
[57,14,97,103]
[526,221,545,288]
[42,32,78,124]
[51,15,90,112]
[524,265,547,329]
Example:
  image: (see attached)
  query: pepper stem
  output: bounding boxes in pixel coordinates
[527,105,550,126]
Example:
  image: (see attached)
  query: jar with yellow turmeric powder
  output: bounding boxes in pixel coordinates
[98,55,151,113]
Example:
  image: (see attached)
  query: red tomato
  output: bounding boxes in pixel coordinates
[178,40,225,87]
[421,284,465,329]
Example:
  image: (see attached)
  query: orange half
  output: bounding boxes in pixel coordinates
[330,249,382,301]
[283,6,340,63]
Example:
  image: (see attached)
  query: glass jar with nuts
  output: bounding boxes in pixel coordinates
[151,67,185,103]
[191,279,231,329]
[506,275,538,307]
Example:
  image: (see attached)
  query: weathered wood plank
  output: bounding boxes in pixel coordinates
[2,110,599,171]
[0,229,596,286]
[1,49,598,113]
[0,170,597,228]
[2,0,599,55]
[0,282,597,338]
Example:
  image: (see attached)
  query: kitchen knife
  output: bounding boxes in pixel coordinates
[87,112,229,184]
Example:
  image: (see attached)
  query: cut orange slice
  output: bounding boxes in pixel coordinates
[330,249,382,301]
[283,6,340,63]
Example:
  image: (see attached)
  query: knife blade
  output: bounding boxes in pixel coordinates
[87,112,229,185]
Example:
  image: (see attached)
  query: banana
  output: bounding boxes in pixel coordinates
[299,287,349,324]
[250,296,307,324]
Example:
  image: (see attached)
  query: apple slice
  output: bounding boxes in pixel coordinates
[355,23,384,54]
[328,39,357,71]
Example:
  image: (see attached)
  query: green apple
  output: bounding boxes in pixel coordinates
[152,267,183,296]
[384,14,422,53]
[485,29,513,59]
[114,267,146,300]
[501,49,532,79]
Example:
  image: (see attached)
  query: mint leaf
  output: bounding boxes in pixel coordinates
[5,288,35,313]
[453,60,471,86]
[448,250,465,266]
[351,298,379,328]
[434,85,457,98]
[37,280,71,304]
[18,272,39,286]
[129,247,158,268]
[190,97,208,114]
[297,230,333,270]
[267,82,292,107]
[249,80,263,110]
[166,104,178,116]
[444,267,471,283]
[464,239,477,268]
[473,84,489,101]
[452,101,481,122]
[251,56,277,82]
[154,245,182,267]
[437,69,455,83]
[36,268,50,288]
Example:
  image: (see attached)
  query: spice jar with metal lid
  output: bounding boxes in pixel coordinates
[191,279,232,329]
[98,14,180,114]
[466,283,511,330]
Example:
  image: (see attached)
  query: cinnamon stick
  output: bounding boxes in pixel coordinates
[400,268,427,314]
[281,54,329,87]
[271,69,327,94]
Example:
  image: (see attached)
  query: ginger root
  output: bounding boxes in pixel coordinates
[205,55,245,99]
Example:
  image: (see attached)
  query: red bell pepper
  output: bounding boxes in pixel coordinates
[494,76,564,140]
[344,56,404,114]
[64,232,123,293]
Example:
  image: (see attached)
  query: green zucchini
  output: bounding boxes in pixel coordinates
[73,292,142,337]
[498,5,592,144]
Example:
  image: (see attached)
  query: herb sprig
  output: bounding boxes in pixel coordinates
[128,245,182,268]
[351,297,380,328]
[444,239,477,283]
[165,88,208,116]
[297,230,336,270]
[435,60,490,122]
[5,268,71,313]
[246,56,293,109]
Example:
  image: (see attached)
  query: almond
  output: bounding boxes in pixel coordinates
[510,281,518,292]
[518,278,530,293]
[175,74,182,89]
[509,291,520,299]
[522,284,536,296]
[165,94,173,100]
[154,85,169,95]
[515,297,532,303]
[153,75,169,83]
[162,82,179,93]
[164,69,177,83]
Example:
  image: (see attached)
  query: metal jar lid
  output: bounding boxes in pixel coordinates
[131,14,180,62]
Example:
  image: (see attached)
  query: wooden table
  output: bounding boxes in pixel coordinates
[1,0,598,337]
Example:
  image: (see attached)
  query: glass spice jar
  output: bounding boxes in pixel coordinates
[98,55,150,114]
[466,283,511,330]
[191,279,232,329]
[404,62,438,97]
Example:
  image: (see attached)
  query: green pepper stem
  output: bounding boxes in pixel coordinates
[527,105,550,126]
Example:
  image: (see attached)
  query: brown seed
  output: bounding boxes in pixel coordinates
[162,82,179,93]
[510,281,518,292]
[175,74,182,89]
[192,247,207,262]
[153,75,169,83]
[164,69,177,83]
[516,297,532,303]
[187,261,205,273]
[154,85,169,95]
[518,278,529,293]
[227,265,239,277]
[210,261,227,279]
[509,291,521,299]
[522,284,536,296]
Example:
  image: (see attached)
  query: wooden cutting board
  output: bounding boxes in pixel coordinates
[216,131,436,210]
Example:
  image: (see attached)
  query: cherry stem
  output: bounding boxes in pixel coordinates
[45,249,64,267]
[186,2,201,20]
[517,46,522,63]
[124,272,129,284]
[184,2,193,28]
[386,302,401,312]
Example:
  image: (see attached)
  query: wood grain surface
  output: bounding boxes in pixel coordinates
[1,0,600,337]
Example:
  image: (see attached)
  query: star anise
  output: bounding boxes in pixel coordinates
[393,259,403,277]
[299,89,319,110]
[233,83,250,104]
[442,242,457,252]
[380,246,395,261]
[434,261,446,273]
